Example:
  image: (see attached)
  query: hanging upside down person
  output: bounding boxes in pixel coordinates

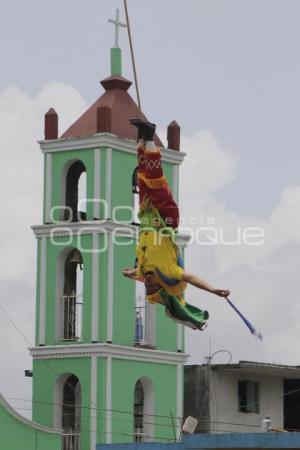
[123,119,230,330]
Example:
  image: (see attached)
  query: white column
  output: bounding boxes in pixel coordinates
[91,233,99,342]
[145,302,155,347]
[172,164,179,204]
[105,148,112,218]
[106,356,112,443]
[45,153,52,223]
[38,237,47,345]
[93,148,101,219]
[177,245,184,351]
[177,324,183,352]
[90,356,98,450]
[176,364,183,440]
[107,233,114,342]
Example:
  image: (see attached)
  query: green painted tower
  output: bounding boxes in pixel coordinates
[30,13,188,450]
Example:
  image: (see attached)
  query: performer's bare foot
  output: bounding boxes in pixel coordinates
[198,321,208,331]
[198,310,209,330]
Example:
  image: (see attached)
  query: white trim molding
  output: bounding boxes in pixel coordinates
[177,246,185,352]
[91,232,99,342]
[105,148,112,218]
[106,356,112,444]
[38,237,47,345]
[107,233,114,342]
[177,324,183,352]
[172,164,179,205]
[176,364,183,440]
[93,148,101,219]
[90,356,98,450]
[29,343,189,365]
[31,220,191,247]
[45,153,52,224]
[40,133,186,165]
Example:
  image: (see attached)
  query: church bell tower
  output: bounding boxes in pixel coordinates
[30,10,188,450]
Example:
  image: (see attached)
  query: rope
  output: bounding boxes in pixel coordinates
[123,0,142,118]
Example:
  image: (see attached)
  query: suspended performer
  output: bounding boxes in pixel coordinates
[123,119,230,330]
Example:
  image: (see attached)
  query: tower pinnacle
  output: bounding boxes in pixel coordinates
[108,9,127,76]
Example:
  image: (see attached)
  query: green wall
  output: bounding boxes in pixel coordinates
[0,395,61,450]
[111,149,137,222]
[32,355,179,446]
[113,237,136,346]
[110,359,178,443]
[32,357,91,450]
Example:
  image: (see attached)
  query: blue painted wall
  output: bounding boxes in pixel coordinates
[97,432,300,450]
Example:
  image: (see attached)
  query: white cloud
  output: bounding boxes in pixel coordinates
[179,130,300,365]
[181,130,236,198]
[0,82,87,282]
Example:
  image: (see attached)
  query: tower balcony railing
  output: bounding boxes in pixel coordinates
[133,428,148,442]
[134,304,146,345]
[134,298,156,349]
[61,294,83,341]
[62,432,80,450]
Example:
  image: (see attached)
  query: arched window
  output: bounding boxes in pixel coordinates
[60,249,84,341]
[132,166,140,225]
[54,373,81,450]
[133,378,154,442]
[64,160,87,222]
[134,381,144,440]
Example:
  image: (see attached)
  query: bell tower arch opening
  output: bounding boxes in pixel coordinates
[62,160,87,222]
[133,377,154,442]
[56,248,84,341]
[54,373,81,450]
[132,166,140,225]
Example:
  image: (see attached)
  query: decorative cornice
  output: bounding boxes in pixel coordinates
[32,220,137,238]
[29,342,189,365]
[39,133,186,165]
[31,220,191,246]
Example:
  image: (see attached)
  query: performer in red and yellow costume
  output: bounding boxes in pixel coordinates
[123,119,230,330]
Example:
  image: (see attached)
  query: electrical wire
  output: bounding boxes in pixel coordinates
[3,301,300,435]
[8,400,265,431]
[5,395,180,422]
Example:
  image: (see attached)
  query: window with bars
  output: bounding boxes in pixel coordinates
[238,380,260,413]
[62,249,83,341]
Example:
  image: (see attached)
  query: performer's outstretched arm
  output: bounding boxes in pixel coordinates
[182,271,230,298]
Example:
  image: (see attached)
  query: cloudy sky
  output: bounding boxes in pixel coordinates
[1,0,300,419]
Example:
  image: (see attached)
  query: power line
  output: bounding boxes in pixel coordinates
[10,401,263,431]
[5,395,180,422]
[3,300,300,435]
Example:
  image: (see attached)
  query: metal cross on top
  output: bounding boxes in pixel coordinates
[108,9,127,48]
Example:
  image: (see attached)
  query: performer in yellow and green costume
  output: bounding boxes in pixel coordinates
[123,119,230,330]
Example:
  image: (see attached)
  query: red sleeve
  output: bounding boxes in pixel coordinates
[138,148,179,229]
